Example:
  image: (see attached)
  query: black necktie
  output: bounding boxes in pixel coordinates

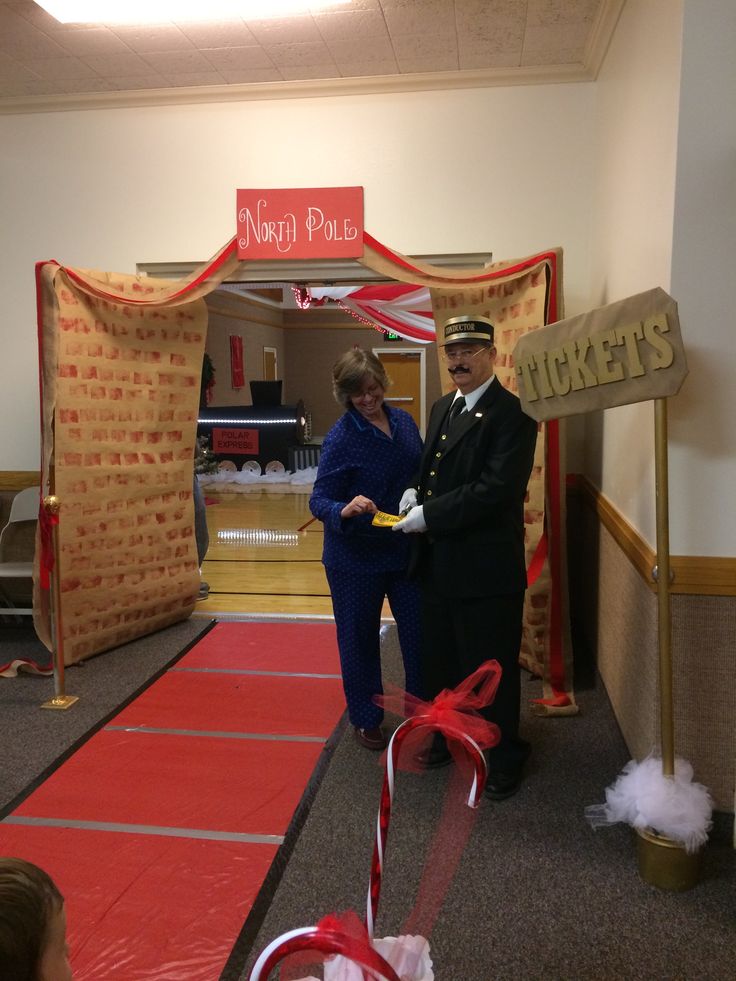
[448,396,466,428]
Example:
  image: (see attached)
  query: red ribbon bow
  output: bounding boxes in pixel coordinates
[375,659,503,758]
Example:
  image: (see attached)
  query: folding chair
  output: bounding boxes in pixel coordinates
[0,486,39,616]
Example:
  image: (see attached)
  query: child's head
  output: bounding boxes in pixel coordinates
[0,858,72,981]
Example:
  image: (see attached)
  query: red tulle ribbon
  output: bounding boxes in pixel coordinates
[375,659,503,759]
[366,660,503,937]
[37,504,57,591]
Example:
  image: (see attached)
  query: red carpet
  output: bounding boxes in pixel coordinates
[0,621,344,980]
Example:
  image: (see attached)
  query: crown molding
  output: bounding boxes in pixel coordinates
[0,62,593,117]
[584,0,627,77]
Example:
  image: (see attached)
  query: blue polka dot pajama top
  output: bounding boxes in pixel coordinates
[309,404,424,728]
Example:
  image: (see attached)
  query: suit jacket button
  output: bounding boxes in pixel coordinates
[429,470,435,476]
[441,434,447,441]
[426,490,432,496]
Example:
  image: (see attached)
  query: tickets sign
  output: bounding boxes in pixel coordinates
[512,287,688,421]
[212,428,259,454]
[236,187,364,260]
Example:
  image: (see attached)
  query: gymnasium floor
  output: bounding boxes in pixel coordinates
[193,485,394,621]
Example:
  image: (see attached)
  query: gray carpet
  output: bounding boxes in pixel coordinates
[232,626,735,981]
[1,619,733,980]
[0,616,213,813]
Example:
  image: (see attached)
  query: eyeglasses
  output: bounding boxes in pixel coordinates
[441,346,489,363]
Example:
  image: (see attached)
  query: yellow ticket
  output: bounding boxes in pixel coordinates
[371,510,402,527]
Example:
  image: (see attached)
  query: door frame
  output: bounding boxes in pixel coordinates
[263,346,278,380]
[372,345,427,434]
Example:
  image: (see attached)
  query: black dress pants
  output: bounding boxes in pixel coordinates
[419,578,528,772]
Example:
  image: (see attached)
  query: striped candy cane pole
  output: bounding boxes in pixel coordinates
[248,924,401,981]
[366,715,487,938]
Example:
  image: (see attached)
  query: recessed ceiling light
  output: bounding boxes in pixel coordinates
[34,1,351,25]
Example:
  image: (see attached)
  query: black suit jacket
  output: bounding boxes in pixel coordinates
[410,378,538,597]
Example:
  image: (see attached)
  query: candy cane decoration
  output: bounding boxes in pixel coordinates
[248,924,401,981]
[366,716,487,938]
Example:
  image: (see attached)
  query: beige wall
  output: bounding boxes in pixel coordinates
[205,293,284,408]
[0,81,595,474]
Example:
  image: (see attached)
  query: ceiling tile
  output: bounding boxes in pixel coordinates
[218,67,284,84]
[0,1,614,111]
[201,46,275,72]
[278,63,340,81]
[264,40,337,69]
[21,56,99,80]
[158,71,227,87]
[0,78,65,96]
[459,36,522,70]
[339,58,401,78]
[105,74,170,91]
[51,28,137,58]
[140,50,215,75]
[245,15,323,44]
[455,0,527,39]
[108,25,195,53]
[4,1,85,34]
[327,35,396,66]
[0,25,68,60]
[314,8,390,42]
[522,22,591,55]
[176,20,258,49]
[527,0,601,28]
[0,54,38,81]
[80,53,151,75]
[381,0,456,37]
[392,32,458,61]
[60,76,119,93]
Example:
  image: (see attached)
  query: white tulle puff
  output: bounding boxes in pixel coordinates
[585,756,713,853]
[295,935,433,981]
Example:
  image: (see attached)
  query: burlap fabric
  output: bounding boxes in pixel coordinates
[357,237,575,713]
[34,254,234,664]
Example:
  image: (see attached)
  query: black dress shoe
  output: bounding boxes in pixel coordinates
[414,734,452,769]
[484,768,523,800]
[354,726,387,751]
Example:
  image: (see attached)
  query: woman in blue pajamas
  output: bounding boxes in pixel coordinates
[309,348,424,751]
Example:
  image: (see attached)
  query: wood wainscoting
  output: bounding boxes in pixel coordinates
[571,474,735,597]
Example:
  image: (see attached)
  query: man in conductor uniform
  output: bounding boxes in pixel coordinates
[393,314,538,799]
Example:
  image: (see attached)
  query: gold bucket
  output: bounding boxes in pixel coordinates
[636,827,702,891]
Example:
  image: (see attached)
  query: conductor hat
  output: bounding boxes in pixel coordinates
[441,314,495,346]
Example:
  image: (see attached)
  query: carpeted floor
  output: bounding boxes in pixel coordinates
[2,619,734,980]
[233,627,736,981]
[0,617,213,813]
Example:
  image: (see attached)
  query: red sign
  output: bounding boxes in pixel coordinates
[212,428,259,454]
[236,187,364,260]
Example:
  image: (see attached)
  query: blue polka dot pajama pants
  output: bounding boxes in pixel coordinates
[326,566,424,729]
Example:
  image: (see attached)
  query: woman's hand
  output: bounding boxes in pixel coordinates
[340,495,378,519]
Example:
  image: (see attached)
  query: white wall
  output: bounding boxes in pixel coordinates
[1,83,595,471]
[667,0,736,556]
[587,0,736,557]
[586,0,683,549]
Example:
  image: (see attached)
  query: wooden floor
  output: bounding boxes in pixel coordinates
[193,486,335,618]
[193,485,395,621]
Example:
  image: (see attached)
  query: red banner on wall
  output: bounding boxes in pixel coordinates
[229,334,244,388]
[213,428,259,454]
[236,187,364,260]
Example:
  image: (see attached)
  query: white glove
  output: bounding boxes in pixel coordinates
[392,504,427,533]
[398,487,418,514]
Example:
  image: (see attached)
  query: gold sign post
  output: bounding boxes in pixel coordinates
[635,398,700,890]
[40,494,78,711]
[513,288,703,888]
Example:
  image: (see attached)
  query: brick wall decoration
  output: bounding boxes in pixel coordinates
[35,261,222,664]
